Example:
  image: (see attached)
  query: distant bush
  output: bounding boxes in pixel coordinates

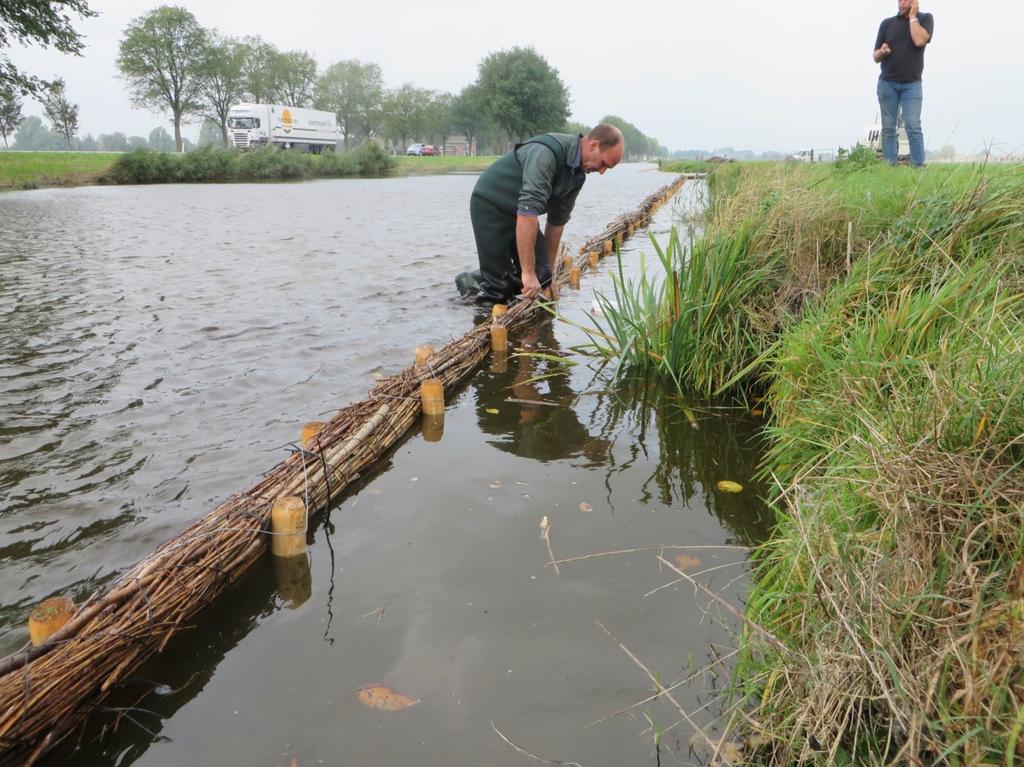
[834,143,882,171]
[100,143,397,185]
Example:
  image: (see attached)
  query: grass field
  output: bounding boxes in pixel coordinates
[591,159,1024,763]
[392,155,496,174]
[0,151,120,189]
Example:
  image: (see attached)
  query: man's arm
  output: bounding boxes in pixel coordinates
[516,214,542,297]
[908,3,931,47]
[873,20,891,62]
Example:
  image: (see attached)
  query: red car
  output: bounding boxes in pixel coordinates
[420,144,438,156]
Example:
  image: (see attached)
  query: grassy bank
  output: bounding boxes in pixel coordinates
[1,148,497,189]
[0,151,120,190]
[393,154,496,174]
[593,161,1024,763]
[658,158,722,174]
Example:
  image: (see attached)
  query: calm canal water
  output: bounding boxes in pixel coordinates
[0,166,771,766]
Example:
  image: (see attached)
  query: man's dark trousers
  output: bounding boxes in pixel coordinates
[469,194,551,304]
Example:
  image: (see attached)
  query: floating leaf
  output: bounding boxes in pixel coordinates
[672,554,702,571]
[750,408,764,417]
[486,408,500,414]
[579,502,593,513]
[716,480,744,494]
[357,684,418,711]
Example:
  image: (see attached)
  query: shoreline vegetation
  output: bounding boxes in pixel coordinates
[591,159,1024,763]
[0,147,500,190]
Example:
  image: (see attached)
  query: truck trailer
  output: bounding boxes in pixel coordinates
[860,119,910,163]
[227,103,340,152]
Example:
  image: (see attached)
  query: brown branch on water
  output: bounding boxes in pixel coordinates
[595,620,729,764]
[656,555,792,656]
[490,721,583,767]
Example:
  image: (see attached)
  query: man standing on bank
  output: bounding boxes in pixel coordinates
[469,124,624,305]
[873,0,933,166]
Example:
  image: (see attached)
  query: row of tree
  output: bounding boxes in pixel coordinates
[5,114,182,151]
[113,5,667,157]
[2,3,668,157]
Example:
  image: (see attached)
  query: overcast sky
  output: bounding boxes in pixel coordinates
[9,0,1024,155]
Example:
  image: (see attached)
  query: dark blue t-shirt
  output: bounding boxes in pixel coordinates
[875,13,934,82]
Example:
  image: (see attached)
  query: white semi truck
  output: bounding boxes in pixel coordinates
[861,119,910,162]
[227,103,340,152]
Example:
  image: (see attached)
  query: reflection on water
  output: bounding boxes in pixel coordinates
[2,169,771,766]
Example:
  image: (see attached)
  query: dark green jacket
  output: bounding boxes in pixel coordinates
[472,133,586,227]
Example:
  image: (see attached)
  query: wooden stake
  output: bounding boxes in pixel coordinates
[420,378,445,416]
[491,304,508,318]
[414,344,435,365]
[490,324,508,352]
[270,496,307,558]
[301,421,325,444]
[28,598,75,647]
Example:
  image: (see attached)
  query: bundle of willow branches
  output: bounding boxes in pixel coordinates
[0,175,686,764]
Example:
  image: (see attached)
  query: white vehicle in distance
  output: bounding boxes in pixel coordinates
[227,103,340,153]
[406,143,425,156]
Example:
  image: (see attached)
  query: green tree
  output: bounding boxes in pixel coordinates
[562,120,589,136]
[239,36,278,103]
[382,84,433,152]
[272,50,317,106]
[451,84,490,156]
[12,115,61,149]
[0,82,23,147]
[1,0,96,95]
[97,131,129,151]
[475,46,569,141]
[77,132,97,150]
[41,76,78,148]
[315,59,384,149]
[197,117,222,147]
[148,125,174,151]
[117,5,208,152]
[198,33,246,147]
[599,115,663,160]
[127,134,148,150]
[424,91,455,154]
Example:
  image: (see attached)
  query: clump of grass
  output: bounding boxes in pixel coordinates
[591,161,1024,762]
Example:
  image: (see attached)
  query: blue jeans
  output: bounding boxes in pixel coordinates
[877,79,925,166]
